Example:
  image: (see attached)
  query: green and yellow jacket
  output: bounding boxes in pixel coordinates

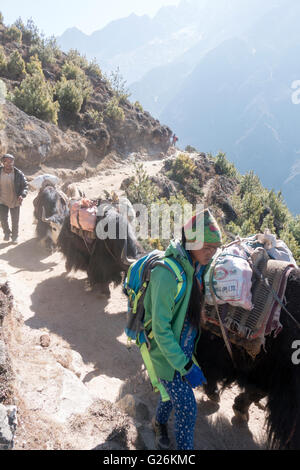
[143,240,199,381]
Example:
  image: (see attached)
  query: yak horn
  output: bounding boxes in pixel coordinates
[41,207,49,223]
[121,246,135,266]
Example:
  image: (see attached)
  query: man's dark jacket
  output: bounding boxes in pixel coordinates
[0,166,28,199]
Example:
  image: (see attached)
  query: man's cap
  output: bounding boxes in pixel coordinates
[2,153,15,160]
[184,208,222,250]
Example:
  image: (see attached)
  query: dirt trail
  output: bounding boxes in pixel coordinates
[0,155,268,450]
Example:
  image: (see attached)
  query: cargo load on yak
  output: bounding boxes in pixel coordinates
[202,230,298,358]
[123,250,187,402]
[69,198,98,240]
[30,173,60,190]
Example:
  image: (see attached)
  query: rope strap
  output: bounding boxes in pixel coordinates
[209,256,236,367]
[140,343,170,402]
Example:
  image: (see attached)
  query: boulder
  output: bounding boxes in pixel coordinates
[0,101,88,168]
[116,394,150,423]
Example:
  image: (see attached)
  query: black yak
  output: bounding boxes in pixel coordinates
[57,201,140,294]
[33,182,69,251]
[196,268,300,450]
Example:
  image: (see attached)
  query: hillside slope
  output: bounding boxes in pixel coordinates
[0,20,171,172]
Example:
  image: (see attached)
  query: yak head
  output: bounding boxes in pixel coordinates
[42,197,68,245]
[96,205,142,270]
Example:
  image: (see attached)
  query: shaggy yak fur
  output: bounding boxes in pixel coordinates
[33,184,69,250]
[57,206,139,288]
[196,268,300,450]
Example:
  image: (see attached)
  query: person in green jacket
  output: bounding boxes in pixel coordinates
[143,209,222,450]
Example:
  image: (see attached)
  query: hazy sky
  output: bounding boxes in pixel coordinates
[0,0,181,36]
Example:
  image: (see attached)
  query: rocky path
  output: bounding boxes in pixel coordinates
[0,154,268,450]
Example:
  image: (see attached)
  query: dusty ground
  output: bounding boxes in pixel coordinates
[0,153,268,450]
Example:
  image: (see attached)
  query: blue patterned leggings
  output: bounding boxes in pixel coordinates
[156,372,197,450]
[155,320,198,450]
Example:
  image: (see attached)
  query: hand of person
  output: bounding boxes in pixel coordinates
[184,364,207,388]
[18,196,23,205]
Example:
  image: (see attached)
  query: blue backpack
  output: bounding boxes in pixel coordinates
[123,250,187,401]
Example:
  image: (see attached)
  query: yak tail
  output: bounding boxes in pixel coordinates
[266,369,300,449]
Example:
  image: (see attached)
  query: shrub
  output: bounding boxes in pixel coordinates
[105,96,125,121]
[125,163,159,206]
[66,49,89,69]
[165,153,196,184]
[86,108,103,125]
[125,163,192,251]
[0,46,7,74]
[61,61,92,102]
[108,66,130,100]
[26,54,43,76]
[0,12,4,24]
[56,77,83,116]
[30,36,61,67]
[164,153,203,203]
[134,101,143,112]
[85,58,102,78]
[280,229,300,264]
[287,216,300,246]
[223,163,300,264]
[239,171,262,198]
[266,189,289,231]
[14,17,40,45]
[13,73,59,124]
[5,26,22,44]
[215,152,239,179]
[185,145,198,153]
[62,61,82,81]
[7,51,26,78]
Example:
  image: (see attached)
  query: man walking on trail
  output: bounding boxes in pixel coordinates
[172,134,179,146]
[0,153,28,244]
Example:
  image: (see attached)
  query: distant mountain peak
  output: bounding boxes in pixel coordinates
[63,26,86,36]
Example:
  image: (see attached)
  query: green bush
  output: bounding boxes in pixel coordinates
[66,49,89,69]
[280,229,300,263]
[105,96,125,121]
[30,36,61,67]
[27,54,43,76]
[164,153,203,203]
[0,12,4,24]
[223,166,300,264]
[86,108,103,125]
[134,101,143,112]
[0,46,7,74]
[215,152,240,179]
[7,51,26,78]
[287,216,300,245]
[56,77,83,116]
[14,17,40,45]
[239,171,262,198]
[125,163,159,206]
[61,61,92,102]
[108,66,130,100]
[165,153,196,184]
[6,26,22,44]
[85,58,102,78]
[185,145,198,153]
[62,61,82,81]
[13,73,59,124]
